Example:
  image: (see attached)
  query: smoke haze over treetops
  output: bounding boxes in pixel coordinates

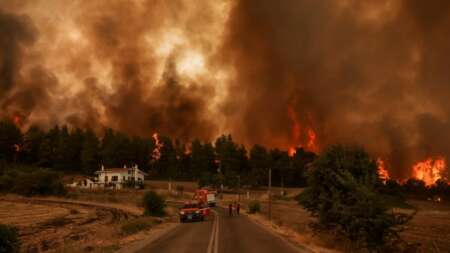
[1,0,450,179]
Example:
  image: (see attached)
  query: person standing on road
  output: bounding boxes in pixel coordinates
[236,202,240,216]
[228,203,233,216]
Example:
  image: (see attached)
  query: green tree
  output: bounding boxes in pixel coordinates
[299,145,411,251]
[0,120,22,162]
[247,144,270,187]
[38,126,60,167]
[81,129,100,174]
[142,191,165,217]
[20,125,44,164]
[100,128,117,167]
[291,147,316,187]
[215,135,241,187]
[191,139,216,180]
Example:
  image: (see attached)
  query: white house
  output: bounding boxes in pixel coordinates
[67,178,97,189]
[95,164,147,189]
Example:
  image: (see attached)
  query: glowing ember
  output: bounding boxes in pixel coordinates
[377,158,390,182]
[412,157,446,186]
[152,133,163,160]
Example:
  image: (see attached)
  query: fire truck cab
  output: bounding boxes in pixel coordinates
[179,201,208,222]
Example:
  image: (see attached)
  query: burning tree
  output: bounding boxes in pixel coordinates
[299,145,413,252]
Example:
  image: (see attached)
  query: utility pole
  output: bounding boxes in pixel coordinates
[268,168,272,221]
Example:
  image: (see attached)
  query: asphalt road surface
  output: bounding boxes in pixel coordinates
[137,207,307,253]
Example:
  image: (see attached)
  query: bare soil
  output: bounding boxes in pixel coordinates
[0,195,176,253]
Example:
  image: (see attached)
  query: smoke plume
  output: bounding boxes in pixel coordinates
[1,0,450,178]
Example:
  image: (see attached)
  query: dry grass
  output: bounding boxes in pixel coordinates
[400,200,450,252]
[245,197,450,253]
[0,195,178,253]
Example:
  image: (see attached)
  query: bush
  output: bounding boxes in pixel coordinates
[142,191,166,217]
[248,200,261,214]
[120,218,153,235]
[0,168,66,196]
[0,224,20,253]
[299,145,412,251]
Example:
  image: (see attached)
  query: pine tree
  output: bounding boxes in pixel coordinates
[0,120,23,162]
[81,129,100,174]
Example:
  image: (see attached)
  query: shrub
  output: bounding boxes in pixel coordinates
[0,224,20,253]
[0,168,66,196]
[299,145,412,251]
[142,191,166,217]
[248,200,261,214]
[120,218,153,235]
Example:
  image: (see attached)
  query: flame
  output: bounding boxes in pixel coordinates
[412,157,446,186]
[152,133,163,160]
[288,147,297,157]
[377,158,390,182]
[287,105,318,154]
[13,115,22,127]
[307,129,318,152]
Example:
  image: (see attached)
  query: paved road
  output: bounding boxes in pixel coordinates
[138,208,306,253]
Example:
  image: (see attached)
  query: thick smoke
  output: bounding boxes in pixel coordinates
[1,0,450,178]
[0,0,224,140]
[221,0,450,178]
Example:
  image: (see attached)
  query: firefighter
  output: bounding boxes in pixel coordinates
[236,202,240,216]
[228,203,233,216]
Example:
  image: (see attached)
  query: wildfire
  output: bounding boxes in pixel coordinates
[412,157,446,186]
[377,158,390,182]
[288,147,297,157]
[287,105,318,155]
[152,133,163,160]
[307,129,318,152]
[13,115,23,127]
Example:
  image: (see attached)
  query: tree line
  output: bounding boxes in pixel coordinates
[0,120,316,188]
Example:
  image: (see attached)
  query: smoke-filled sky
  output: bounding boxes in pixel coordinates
[1,0,450,179]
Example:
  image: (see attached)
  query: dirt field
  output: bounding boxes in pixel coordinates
[248,198,450,253]
[0,196,176,253]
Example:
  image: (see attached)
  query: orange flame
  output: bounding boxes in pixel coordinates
[13,115,23,127]
[412,157,446,186]
[377,158,390,182]
[307,129,318,152]
[152,133,163,160]
[287,105,318,154]
[288,147,297,157]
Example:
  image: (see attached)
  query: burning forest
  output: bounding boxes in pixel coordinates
[1,0,450,185]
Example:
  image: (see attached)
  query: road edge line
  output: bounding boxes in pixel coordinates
[207,211,218,253]
[214,210,219,253]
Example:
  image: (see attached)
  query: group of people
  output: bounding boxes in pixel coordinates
[228,202,240,216]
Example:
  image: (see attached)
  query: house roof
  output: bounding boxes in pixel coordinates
[95,167,148,175]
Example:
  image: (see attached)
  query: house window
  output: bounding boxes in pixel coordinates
[112,176,118,182]
[105,176,108,182]
[123,176,126,181]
